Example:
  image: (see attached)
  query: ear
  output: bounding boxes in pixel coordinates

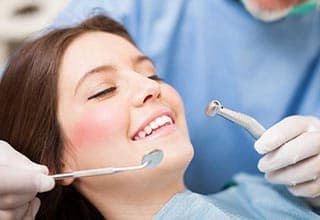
[59,161,76,186]
[58,150,77,186]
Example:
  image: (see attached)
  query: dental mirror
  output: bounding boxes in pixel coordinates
[50,149,163,180]
[142,149,164,169]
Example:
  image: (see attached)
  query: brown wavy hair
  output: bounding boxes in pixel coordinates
[0,14,135,219]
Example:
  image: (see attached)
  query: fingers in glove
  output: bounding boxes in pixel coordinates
[0,168,54,194]
[288,178,320,198]
[255,116,310,154]
[22,198,41,220]
[0,202,29,220]
[265,154,320,186]
[0,168,54,209]
[258,131,320,172]
[0,140,49,174]
[0,192,36,210]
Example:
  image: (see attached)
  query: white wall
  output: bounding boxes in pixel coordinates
[0,0,69,67]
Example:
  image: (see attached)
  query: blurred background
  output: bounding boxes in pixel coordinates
[0,0,69,67]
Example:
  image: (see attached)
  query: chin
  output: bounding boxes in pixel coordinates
[160,138,194,175]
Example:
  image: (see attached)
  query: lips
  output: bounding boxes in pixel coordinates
[132,112,175,141]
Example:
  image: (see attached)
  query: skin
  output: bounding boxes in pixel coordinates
[57,31,194,219]
[242,0,308,21]
[252,0,307,10]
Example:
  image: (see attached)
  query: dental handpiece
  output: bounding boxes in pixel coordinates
[50,149,163,180]
[206,100,266,139]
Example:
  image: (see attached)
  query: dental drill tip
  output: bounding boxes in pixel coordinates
[142,149,163,169]
[206,100,222,117]
[205,100,266,140]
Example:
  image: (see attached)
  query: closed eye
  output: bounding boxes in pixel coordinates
[88,87,117,100]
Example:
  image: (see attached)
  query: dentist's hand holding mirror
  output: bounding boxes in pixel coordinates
[0,141,55,220]
[0,139,163,219]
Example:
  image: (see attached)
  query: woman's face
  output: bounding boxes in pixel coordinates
[57,31,193,191]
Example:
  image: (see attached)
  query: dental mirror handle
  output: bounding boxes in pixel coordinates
[206,100,266,139]
[50,163,147,181]
[49,149,163,181]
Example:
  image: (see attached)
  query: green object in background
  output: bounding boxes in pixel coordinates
[290,0,319,15]
[240,0,319,16]
[221,180,238,190]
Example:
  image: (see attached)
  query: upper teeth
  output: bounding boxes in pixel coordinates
[134,115,173,140]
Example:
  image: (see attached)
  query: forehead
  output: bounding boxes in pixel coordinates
[60,31,141,75]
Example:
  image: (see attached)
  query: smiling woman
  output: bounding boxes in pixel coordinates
[0,14,193,219]
[0,14,319,220]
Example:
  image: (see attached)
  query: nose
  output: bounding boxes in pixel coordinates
[131,74,161,107]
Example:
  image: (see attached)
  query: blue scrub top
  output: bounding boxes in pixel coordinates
[52,0,320,194]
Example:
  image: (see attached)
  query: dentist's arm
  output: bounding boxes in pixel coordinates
[254,116,320,206]
[0,141,55,220]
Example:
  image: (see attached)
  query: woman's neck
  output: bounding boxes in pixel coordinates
[79,176,186,220]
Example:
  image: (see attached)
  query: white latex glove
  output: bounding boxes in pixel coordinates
[255,116,320,200]
[0,140,55,220]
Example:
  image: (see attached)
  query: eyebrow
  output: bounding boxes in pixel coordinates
[74,55,154,95]
[132,55,154,66]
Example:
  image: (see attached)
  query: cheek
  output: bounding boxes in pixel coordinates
[68,105,127,148]
[162,84,189,132]
[163,84,185,112]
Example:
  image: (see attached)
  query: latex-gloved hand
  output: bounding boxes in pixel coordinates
[255,116,320,201]
[0,141,55,220]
